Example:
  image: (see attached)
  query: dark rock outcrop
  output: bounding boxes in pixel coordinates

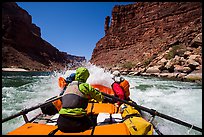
[90,2,202,83]
[105,16,110,35]
[2,2,86,71]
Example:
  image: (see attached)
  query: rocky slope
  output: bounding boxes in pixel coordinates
[90,2,202,83]
[2,2,86,71]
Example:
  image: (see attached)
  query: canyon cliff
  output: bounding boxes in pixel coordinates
[90,2,202,83]
[2,2,86,71]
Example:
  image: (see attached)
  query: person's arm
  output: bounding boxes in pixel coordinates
[79,83,104,102]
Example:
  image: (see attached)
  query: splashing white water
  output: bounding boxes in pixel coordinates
[2,63,202,135]
[126,76,202,135]
[85,63,114,88]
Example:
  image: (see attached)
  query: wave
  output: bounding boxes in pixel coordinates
[2,63,202,135]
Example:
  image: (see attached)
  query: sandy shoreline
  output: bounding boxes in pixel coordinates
[2,68,29,72]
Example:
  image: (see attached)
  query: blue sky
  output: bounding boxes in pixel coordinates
[16,2,134,61]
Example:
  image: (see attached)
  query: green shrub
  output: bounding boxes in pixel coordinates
[143,59,151,67]
[165,45,186,60]
[143,54,157,67]
[122,62,134,69]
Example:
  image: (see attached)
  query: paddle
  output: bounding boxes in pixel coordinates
[2,95,63,123]
[100,92,202,133]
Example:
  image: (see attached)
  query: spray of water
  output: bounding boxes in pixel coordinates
[127,76,202,135]
[2,63,202,135]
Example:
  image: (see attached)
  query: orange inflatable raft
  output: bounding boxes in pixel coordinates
[5,84,153,135]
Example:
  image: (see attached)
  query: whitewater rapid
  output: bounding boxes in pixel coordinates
[2,64,202,135]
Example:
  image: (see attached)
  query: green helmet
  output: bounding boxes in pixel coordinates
[75,67,90,83]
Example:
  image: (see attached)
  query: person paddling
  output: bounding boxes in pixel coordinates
[57,67,104,133]
[111,70,130,108]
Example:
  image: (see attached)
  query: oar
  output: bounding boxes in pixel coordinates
[100,92,202,133]
[2,95,63,123]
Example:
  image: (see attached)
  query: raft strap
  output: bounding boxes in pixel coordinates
[152,123,163,135]
[187,124,194,134]
[149,114,163,135]
[121,113,141,122]
[90,103,96,135]
[48,127,59,135]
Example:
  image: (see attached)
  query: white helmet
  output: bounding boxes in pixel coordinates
[112,70,124,83]
[112,70,120,77]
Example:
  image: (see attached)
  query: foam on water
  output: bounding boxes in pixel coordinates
[2,64,202,135]
[2,73,62,135]
[85,63,114,88]
[127,76,202,135]
[60,63,114,88]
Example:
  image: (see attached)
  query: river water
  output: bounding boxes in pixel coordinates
[2,64,202,135]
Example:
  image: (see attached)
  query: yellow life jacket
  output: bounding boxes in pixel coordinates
[120,80,130,99]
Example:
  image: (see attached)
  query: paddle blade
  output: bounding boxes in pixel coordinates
[58,77,67,89]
